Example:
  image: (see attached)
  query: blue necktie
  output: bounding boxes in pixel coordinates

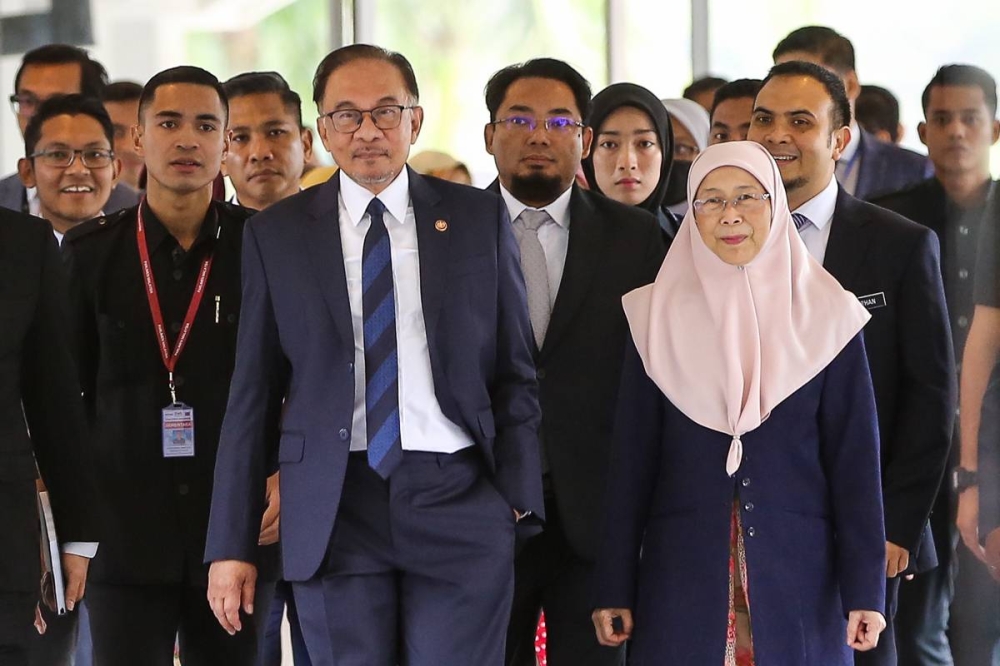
[792,212,810,232]
[362,198,402,478]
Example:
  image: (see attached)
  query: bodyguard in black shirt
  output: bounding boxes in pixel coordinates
[873,64,1000,666]
[64,66,275,666]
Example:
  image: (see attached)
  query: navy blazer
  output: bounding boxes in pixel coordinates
[0,172,140,216]
[205,169,543,581]
[824,189,956,571]
[854,130,933,202]
[594,334,885,665]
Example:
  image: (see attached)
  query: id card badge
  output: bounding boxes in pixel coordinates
[162,403,195,458]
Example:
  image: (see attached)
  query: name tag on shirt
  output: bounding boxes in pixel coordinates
[162,404,195,458]
[858,292,887,310]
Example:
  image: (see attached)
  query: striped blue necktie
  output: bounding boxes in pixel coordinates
[362,198,402,478]
[792,212,810,232]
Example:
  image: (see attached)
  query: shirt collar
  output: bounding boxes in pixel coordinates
[141,199,220,253]
[793,174,839,231]
[340,168,410,226]
[498,182,572,229]
[840,122,862,164]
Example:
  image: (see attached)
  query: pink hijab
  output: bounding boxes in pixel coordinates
[622,141,869,475]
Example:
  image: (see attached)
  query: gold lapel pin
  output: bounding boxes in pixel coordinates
[435,219,448,232]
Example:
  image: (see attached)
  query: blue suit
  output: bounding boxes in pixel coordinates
[205,168,543,665]
[853,130,933,202]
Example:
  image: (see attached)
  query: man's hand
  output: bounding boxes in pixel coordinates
[984,528,1000,583]
[957,487,988,563]
[258,472,281,546]
[207,560,257,635]
[62,553,90,612]
[847,610,885,651]
[34,604,47,635]
[885,542,910,578]
[592,608,633,647]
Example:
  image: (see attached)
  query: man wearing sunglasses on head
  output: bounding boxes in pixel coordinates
[2,44,138,216]
[483,58,665,666]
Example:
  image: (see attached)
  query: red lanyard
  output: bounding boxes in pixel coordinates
[136,201,214,403]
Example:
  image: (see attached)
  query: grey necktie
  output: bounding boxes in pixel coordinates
[515,209,552,348]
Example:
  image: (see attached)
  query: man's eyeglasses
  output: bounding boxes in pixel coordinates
[321,105,414,133]
[692,192,771,215]
[491,115,585,133]
[10,93,42,117]
[29,148,116,169]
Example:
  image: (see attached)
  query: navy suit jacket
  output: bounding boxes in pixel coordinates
[205,168,544,581]
[854,130,933,202]
[824,189,956,571]
[0,172,140,216]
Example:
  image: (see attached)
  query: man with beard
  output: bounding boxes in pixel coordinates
[748,60,955,666]
[483,58,665,666]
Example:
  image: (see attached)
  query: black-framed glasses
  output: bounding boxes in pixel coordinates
[321,105,414,133]
[692,192,771,215]
[29,148,116,169]
[10,93,42,117]
[491,115,585,133]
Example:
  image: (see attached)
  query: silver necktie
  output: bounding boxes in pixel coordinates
[515,209,553,348]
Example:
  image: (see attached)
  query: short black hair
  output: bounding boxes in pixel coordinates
[15,44,108,99]
[24,94,115,157]
[856,85,900,142]
[773,26,855,74]
[312,44,419,110]
[103,80,143,104]
[485,58,592,122]
[762,61,852,130]
[138,66,228,124]
[684,76,728,101]
[922,64,998,118]
[223,71,303,127]
[711,78,763,118]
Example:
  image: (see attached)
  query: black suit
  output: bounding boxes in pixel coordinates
[491,182,665,666]
[0,210,94,665]
[820,189,956,666]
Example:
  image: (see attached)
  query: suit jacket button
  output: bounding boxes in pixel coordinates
[742,478,750,487]
[536,369,546,380]
[744,502,754,512]
[339,428,350,441]
[747,526,755,537]
[347,362,354,374]
[178,484,189,496]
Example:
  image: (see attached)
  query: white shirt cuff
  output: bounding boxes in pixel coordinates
[62,542,99,559]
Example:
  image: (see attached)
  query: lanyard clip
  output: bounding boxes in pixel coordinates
[168,370,178,404]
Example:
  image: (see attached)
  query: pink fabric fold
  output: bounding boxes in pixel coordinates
[621,141,870,475]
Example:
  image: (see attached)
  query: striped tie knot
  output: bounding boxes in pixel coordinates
[792,212,810,232]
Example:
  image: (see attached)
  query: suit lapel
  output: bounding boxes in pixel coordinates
[302,176,354,348]
[540,187,603,358]
[823,188,871,290]
[409,168,449,345]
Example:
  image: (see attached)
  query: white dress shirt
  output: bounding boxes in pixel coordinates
[498,183,572,309]
[835,122,863,195]
[793,175,839,264]
[339,170,473,454]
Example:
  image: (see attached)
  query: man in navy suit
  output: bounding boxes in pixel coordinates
[773,26,933,200]
[205,44,543,666]
[748,61,956,666]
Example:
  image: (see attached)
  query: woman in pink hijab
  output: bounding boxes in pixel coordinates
[590,142,887,665]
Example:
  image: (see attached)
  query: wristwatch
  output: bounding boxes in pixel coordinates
[953,467,978,493]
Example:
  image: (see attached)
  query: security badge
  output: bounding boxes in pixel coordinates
[858,292,887,310]
[162,404,195,458]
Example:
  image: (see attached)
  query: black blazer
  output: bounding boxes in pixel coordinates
[490,181,666,561]
[824,189,956,571]
[0,209,94,593]
[854,129,933,201]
